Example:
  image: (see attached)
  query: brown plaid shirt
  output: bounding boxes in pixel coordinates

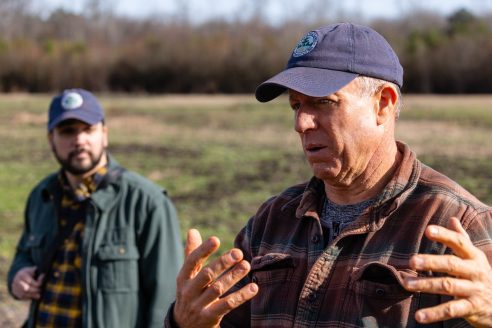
[222,142,492,328]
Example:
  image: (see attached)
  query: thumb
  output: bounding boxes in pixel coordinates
[24,266,38,277]
[36,273,45,284]
[185,229,203,258]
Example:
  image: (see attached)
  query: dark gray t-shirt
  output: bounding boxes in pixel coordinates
[321,196,375,244]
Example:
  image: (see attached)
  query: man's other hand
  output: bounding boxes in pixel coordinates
[404,217,492,327]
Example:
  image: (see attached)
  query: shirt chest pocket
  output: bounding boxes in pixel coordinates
[350,262,419,327]
[250,253,299,316]
[95,243,140,292]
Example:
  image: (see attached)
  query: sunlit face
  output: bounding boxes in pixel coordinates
[289,79,384,187]
[49,119,108,176]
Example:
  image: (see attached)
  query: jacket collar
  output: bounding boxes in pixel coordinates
[87,154,123,211]
[295,141,421,223]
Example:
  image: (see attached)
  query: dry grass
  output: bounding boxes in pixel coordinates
[397,121,492,158]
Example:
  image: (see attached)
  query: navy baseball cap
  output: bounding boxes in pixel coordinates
[255,23,403,102]
[48,88,105,131]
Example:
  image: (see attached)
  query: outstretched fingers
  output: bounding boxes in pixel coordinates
[404,275,478,298]
[424,217,479,260]
[413,298,475,324]
[405,217,492,327]
[173,229,259,328]
[207,282,259,318]
[179,231,220,282]
[193,248,245,291]
[409,254,476,280]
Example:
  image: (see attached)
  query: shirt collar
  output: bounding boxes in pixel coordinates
[59,165,109,202]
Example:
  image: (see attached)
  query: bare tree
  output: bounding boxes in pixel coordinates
[0,0,32,39]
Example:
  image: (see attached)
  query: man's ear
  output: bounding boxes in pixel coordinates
[102,124,108,148]
[47,132,55,151]
[376,84,398,125]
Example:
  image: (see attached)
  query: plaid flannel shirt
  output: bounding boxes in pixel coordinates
[221,142,492,328]
[36,167,107,327]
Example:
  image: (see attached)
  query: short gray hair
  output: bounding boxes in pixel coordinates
[355,76,402,119]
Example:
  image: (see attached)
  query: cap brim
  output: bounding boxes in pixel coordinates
[255,67,358,102]
[48,110,103,131]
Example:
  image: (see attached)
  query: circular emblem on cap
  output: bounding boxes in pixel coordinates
[61,92,83,110]
[292,31,318,58]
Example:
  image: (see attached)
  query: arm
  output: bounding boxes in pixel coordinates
[7,193,40,299]
[403,216,492,327]
[138,194,184,328]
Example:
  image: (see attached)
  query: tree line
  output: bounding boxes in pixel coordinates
[1,1,492,94]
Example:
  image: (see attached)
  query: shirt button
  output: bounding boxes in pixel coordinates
[311,234,320,244]
[119,247,126,254]
[375,288,385,296]
[308,293,317,302]
[53,271,60,278]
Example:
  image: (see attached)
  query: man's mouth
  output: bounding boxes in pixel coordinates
[305,144,325,152]
[70,149,89,159]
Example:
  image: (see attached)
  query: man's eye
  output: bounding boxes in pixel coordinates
[291,103,301,111]
[316,98,337,107]
[59,128,76,135]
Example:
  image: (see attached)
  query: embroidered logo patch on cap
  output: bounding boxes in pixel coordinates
[61,92,84,110]
[292,31,318,58]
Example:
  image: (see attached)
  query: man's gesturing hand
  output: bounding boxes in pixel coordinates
[11,266,44,300]
[173,229,258,328]
[403,217,492,327]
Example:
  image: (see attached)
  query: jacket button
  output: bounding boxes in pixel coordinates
[375,288,385,296]
[311,234,320,244]
[29,235,35,241]
[53,271,60,278]
[308,293,317,302]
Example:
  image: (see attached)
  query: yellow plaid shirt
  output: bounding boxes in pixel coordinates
[36,166,107,327]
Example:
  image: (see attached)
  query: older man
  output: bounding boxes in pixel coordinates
[168,23,492,327]
[8,89,183,327]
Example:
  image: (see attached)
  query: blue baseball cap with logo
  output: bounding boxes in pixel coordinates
[48,88,105,131]
[255,23,403,102]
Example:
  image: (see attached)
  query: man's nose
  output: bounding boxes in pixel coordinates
[73,130,89,145]
[294,109,317,133]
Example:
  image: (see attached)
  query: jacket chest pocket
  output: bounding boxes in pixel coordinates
[24,233,48,265]
[95,243,140,292]
[350,262,419,327]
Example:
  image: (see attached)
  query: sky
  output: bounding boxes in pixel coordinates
[36,0,492,23]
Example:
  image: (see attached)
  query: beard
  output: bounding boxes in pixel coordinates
[53,146,106,176]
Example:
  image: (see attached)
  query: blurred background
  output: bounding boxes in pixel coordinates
[1,0,492,94]
[2,0,492,326]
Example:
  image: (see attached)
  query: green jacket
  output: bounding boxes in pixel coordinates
[8,158,183,327]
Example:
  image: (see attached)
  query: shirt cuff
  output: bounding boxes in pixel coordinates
[164,302,179,328]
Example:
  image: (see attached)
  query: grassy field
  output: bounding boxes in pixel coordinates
[1,93,492,325]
